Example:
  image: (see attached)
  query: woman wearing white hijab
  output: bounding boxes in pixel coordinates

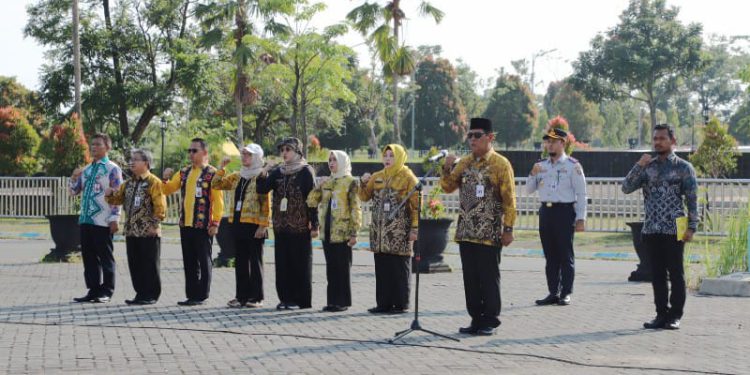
[212,143,270,308]
[307,150,361,312]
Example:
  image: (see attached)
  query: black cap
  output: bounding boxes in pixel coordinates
[543,128,568,140]
[469,118,492,133]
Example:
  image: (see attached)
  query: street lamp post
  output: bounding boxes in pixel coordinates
[160,117,167,176]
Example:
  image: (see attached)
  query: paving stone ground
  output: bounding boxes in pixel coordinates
[0,238,747,374]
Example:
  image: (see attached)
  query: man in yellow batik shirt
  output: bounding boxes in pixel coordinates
[441,118,516,336]
[162,138,224,306]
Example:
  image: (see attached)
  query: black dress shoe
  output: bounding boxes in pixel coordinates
[177,299,203,306]
[389,307,408,314]
[93,296,110,303]
[322,305,333,312]
[643,315,668,329]
[458,326,478,334]
[368,306,390,314]
[535,294,559,305]
[134,299,156,305]
[327,305,348,312]
[664,318,681,330]
[276,303,287,310]
[475,327,496,336]
[73,295,96,303]
[125,298,138,305]
[558,294,571,305]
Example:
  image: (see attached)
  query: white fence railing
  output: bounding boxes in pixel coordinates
[2,176,748,235]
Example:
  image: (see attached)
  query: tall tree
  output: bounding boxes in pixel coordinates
[549,82,604,143]
[25,0,215,145]
[455,59,486,118]
[482,73,537,148]
[570,0,703,132]
[196,0,292,147]
[412,56,466,149]
[347,0,444,146]
[267,1,355,155]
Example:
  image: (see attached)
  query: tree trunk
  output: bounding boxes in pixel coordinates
[234,1,246,147]
[72,0,81,118]
[102,0,129,138]
[391,4,402,145]
[235,68,244,147]
[301,87,308,158]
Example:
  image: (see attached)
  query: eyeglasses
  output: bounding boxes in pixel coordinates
[130,158,146,162]
[187,148,200,154]
[466,132,487,139]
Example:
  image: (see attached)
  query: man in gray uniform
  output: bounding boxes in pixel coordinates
[526,128,587,306]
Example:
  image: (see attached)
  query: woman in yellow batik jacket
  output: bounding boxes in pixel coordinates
[211,143,271,308]
[307,150,362,312]
[358,144,418,314]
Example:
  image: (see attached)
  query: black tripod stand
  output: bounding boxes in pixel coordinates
[388,161,459,344]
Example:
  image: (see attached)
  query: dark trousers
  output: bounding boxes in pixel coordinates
[323,241,352,307]
[179,227,213,301]
[234,223,264,303]
[80,224,115,297]
[125,236,161,301]
[459,242,502,328]
[643,234,686,319]
[539,204,576,296]
[373,253,411,309]
[274,231,312,308]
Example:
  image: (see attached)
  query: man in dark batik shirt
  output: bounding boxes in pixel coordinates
[622,123,698,331]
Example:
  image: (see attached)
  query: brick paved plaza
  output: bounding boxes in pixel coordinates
[0,238,747,374]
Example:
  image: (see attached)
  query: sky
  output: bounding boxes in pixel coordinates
[2,0,749,95]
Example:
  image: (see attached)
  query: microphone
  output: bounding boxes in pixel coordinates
[428,150,449,162]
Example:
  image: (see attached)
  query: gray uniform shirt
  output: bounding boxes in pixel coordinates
[525,154,587,221]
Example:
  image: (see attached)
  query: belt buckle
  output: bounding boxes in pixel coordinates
[546,202,552,208]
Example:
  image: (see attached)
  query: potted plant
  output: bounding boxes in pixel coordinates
[413,185,454,273]
[38,114,90,262]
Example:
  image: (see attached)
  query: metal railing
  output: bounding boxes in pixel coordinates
[2,176,749,235]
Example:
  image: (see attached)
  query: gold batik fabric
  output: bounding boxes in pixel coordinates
[211,170,271,226]
[106,172,166,237]
[306,176,362,244]
[358,168,418,256]
[440,150,516,247]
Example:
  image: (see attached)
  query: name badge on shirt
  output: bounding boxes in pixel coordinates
[195,186,203,197]
[235,200,242,212]
[476,184,485,198]
[134,196,142,208]
[94,183,102,194]
[331,198,339,210]
[383,202,391,212]
[280,197,288,212]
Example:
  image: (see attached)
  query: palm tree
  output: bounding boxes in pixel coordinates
[196,0,292,147]
[347,1,443,146]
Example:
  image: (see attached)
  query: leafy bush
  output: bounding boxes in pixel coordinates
[0,106,40,176]
[38,114,91,176]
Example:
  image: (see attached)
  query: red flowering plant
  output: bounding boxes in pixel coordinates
[38,113,91,176]
[542,116,588,157]
[422,186,447,219]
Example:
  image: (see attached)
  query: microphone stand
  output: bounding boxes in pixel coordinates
[389,158,459,344]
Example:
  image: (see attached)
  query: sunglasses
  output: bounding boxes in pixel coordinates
[466,132,487,139]
[187,148,200,154]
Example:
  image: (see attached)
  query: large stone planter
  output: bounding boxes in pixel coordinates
[43,214,81,262]
[213,217,236,267]
[626,221,651,282]
[412,218,453,273]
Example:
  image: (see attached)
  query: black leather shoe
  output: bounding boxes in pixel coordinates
[643,315,668,329]
[93,296,110,303]
[329,305,348,312]
[125,298,139,305]
[535,294,559,305]
[458,326,478,334]
[389,307,408,314]
[558,294,571,306]
[73,294,96,303]
[368,306,390,314]
[664,318,681,330]
[177,299,203,306]
[475,327,496,336]
[276,303,287,310]
[322,305,333,312]
[134,299,156,305]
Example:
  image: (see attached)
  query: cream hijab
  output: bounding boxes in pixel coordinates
[329,150,352,179]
